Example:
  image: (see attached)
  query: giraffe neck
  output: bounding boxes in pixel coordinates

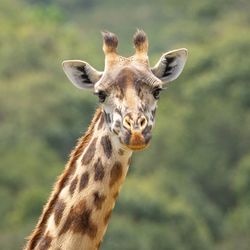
[24,108,132,250]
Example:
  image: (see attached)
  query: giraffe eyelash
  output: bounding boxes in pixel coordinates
[152,87,163,100]
[94,91,108,103]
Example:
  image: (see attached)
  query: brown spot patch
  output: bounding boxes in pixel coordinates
[115,108,122,116]
[101,135,112,159]
[151,108,156,119]
[104,112,111,123]
[59,200,97,239]
[58,210,73,236]
[109,162,123,187]
[118,149,124,155]
[62,165,77,190]
[94,158,105,181]
[143,125,152,135]
[36,234,52,250]
[69,177,78,196]
[54,199,66,226]
[113,128,119,135]
[115,120,121,128]
[75,208,97,238]
[81,138,97,165]
[93,191,106,209]
[79,172,89,191]
[115,93,123,99]
[104,209,113,225]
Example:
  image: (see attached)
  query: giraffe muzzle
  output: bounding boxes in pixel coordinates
[122,114,151,151]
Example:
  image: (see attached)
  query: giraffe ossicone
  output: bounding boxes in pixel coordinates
[24,30,188,250]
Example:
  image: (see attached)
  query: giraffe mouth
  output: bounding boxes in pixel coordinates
[122,130,150,151]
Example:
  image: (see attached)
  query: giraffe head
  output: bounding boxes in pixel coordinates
[62,31,187,151]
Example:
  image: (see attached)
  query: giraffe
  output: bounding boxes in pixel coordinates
[24,30,187,250]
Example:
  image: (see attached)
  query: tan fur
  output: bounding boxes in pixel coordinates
[24,109,102,250]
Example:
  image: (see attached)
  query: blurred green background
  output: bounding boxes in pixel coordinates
[1,0,250,249]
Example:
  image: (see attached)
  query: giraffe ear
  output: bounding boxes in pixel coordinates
[62,60,103,89]
[151,48,188,84]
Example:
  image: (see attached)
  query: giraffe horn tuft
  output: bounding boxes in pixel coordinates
[101,31,118,54]
[133,29,148,54]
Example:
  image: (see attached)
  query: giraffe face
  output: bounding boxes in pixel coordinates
[94,66,160,150]
[62,31,188,151]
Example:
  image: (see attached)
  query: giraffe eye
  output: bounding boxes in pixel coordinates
[95,91,107,103]
[152,87,162,100]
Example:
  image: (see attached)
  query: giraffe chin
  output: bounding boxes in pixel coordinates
[122,131,149,151]
[125,143,149,151]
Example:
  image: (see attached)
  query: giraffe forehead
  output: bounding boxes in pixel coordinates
[96,60,162,96]
[115,67,141,90]
[111,65,161,93]
[112,67,153,105]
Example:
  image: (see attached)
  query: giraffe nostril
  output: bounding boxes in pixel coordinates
[139,116,147,130]
[123,116,132,130]
[127,119,131,127]
[140,118,145,127]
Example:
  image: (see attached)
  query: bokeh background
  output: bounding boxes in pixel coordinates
[1,0,250,249]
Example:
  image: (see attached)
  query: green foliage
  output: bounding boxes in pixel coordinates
[1,0,250,249]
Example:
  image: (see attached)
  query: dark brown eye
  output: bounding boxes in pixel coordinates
[94,91,107,103]
[152,87,162,100]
